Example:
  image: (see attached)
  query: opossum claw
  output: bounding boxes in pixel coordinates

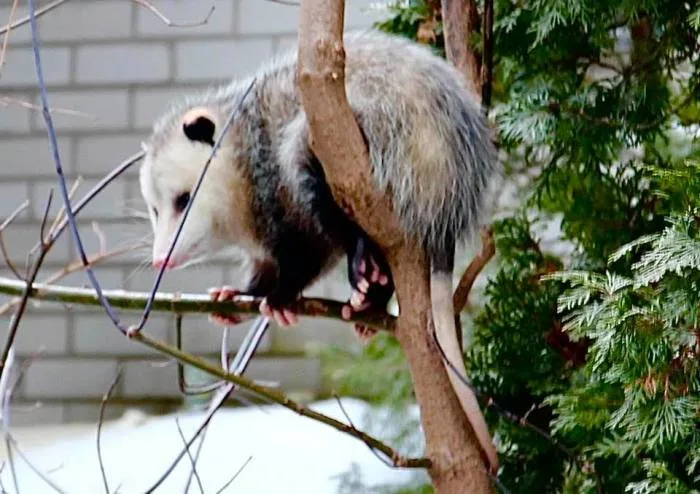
[207,286,249,327]
[260,298,299,328]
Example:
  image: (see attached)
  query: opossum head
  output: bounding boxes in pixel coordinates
[140,106,255,270]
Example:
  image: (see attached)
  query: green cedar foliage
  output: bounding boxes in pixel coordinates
[324,1,700,492]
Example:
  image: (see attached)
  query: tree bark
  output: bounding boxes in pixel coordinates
[296,0,493,492]
[441,0,482,96]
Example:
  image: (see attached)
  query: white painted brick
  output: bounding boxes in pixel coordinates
[0,182,30,220]
[22,358,119,398]
[31,177,126,221]
[9,403,65,426]
[57,266,124,290]
[121,358,180,397]
[75,134,144,176]
[237,0,299,35]
[0,1,133,43]
[344,0,388,28]
[75,44,171,84]
[0,46,70,87]
[179,314,273,354]
[0,135,75,177]
[73,311,171,356]
[0,312,69,355]
[0,94,32,133]
[274,35,299,55]
[0,4,33,44]
[0,222,71,264]
[245,357,321,391]
[237,0,381,35]
[136,0,234,37]
[31,90,129,131]
[132,85,205,130]
[175,39,273,81]
[65,221,150,264]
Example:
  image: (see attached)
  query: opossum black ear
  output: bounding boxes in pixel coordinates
[182,108,216,146]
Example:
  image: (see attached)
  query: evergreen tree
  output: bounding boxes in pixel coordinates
[324,0,700,492]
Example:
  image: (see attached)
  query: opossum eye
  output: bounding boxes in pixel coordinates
[174,192,191,213]
[152,207,158,220]
[182,115,215,146]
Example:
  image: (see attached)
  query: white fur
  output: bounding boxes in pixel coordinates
[139,114,257,269]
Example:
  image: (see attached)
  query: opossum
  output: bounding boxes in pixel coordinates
[139,30,500,471]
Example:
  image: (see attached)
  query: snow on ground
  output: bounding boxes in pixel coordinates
[0,398,424,493]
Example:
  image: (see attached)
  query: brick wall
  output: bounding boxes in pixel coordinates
[0,0,386,425]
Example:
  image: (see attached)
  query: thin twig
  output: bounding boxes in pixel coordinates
[0,201,30,281]
[0,241,146,316]
[453,227,496,313]
[0,277,396,330]
[0,0,69,36]
[127,329,432,470]
[27,0,131,333]
[174,418,205,494]
[0,96,94,119]
[0,349,64,494]
[215,456,253,494]
[30,152,142,257]
[333,395,397,468]
[0,201,29,233]
[4,433,66,493]
[97,368,122,494]
[131,0,215,28]
[176,315,223,396]
[147,317,269,493]
[0,194,54,385]
[0,0,19,71]
[182,318,270,492]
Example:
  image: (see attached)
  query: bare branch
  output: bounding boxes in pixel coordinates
[0,200,30,281]
[0,96,94,119]
[174,418,205,494]
[0,241,146,316]
[215,456,253,494]
[132,329,431,469]
[0,277,396,330]
[0,194,55,384]
[131,0,215,28]
[441,0,482,96]
[0,0,19,71]
[296,0,403,244]
[453,228,495,313]
[0,0,69,36]
[0,201,29,232]
[97,368,122,494]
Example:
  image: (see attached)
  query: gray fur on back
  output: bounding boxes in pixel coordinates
[147,29,500,258]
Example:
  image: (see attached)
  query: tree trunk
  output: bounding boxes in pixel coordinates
[295,0,493,492]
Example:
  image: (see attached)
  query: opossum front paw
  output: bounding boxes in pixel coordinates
[207,286,249,327]
[259,297,299,328]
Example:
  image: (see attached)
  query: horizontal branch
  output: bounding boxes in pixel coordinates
[0,277,396,331]
[129,329,430,469]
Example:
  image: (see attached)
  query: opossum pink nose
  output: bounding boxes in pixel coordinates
[152,258,173,269]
